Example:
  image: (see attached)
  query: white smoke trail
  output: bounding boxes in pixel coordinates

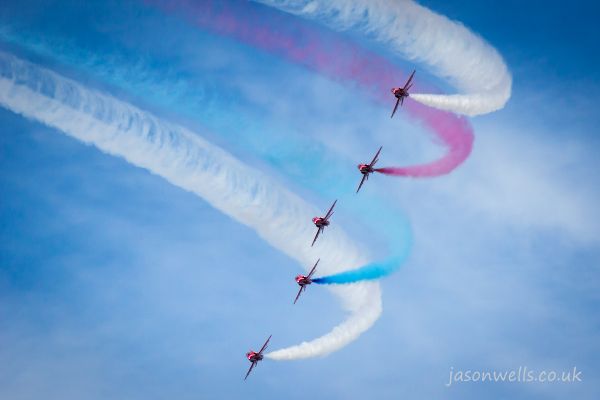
[0,50,381,360]
[256,0,512,116]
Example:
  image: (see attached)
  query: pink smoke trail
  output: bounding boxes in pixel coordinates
[147,0,474,178]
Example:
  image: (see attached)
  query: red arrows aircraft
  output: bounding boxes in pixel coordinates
[390,69,416,118]
[294,259,319,304]
[244,335,271,380]
[311,200,337,246]
[356,146,382,193]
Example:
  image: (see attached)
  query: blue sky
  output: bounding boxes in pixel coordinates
[1,1,599,399]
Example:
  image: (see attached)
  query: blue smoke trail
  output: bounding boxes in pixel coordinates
[313,257,405,284]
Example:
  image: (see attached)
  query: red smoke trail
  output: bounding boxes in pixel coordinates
[148,0,474,178]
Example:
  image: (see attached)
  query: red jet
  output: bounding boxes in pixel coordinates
[294,259,319,304]
[244,335,271,380]
[390,69,416,118]
[356,146,382,193]
[311,200,337,247]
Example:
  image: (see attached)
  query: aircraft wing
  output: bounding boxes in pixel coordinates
[244,362,256,380]
[258,335,272,355]
[311,227,321,247]
[307,259,319,279]
[324,200,337,220]
[369,146,383,167]
[356,173,368,193]
[293,285,304,304]
[403,70,416,90]
[391,97,400,118]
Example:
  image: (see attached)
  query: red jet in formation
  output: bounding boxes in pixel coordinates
[311,200,337,246]
[293,259,319,304]
[390,69,416,118]
[356,146,383,193]
[244,335,271,380]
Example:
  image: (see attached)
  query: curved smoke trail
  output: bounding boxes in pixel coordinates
[149,0,475,178]
[0,50,382,360]
[0,0,512,360]
[255,0,512,116]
